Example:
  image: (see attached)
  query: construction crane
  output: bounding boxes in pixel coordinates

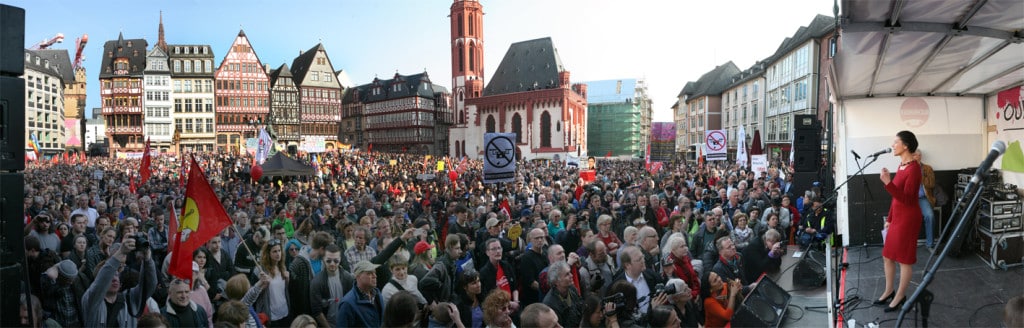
[72,34,89,71]
[30,33,64,50]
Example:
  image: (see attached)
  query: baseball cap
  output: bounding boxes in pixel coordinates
[414,241,435,255]
[486,218,500,229]
[353,260,380,275]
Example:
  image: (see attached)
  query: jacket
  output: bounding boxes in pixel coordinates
[310,268,355,323]
[542,287,583,328]
[419,256,454,303]
[161,300,209,328]
[335,287,383,328]
[81,253,156,328]
[479,259,517,300]
[288,253,315,316]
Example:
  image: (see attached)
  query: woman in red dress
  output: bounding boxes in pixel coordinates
[876,130,922,312]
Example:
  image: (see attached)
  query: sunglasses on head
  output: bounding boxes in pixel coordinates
[268,239,282,246]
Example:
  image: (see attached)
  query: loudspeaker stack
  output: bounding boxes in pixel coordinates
[789,114,820,196]
[0,5,26,328]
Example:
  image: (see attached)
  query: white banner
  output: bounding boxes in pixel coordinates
[737,126,748,168]
[256,127,273,164]
[483,133,517,184]
[751,154,768,179]
[704,130,728,161]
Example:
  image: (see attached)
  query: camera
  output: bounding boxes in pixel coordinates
[655,283,676,296]
[131,233,151,252]
[602,292,626,317]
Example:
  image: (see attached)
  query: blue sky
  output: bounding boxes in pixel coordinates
[11,0,835,122]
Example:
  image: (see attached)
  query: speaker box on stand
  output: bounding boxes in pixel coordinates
[794,248,827,287]
[732,274,791,328]
[0,5,25,76]
[0,76,25,171]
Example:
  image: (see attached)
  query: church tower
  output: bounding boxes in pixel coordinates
[450,0,484,126]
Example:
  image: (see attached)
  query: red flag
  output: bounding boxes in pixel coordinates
[179,156,187,189]
[605,151,612,158]
[129,176,137,194]
[168,155,233,281]
[62,152,68,163]
[139,138,152,186]
[168,201,179,253]
[499,199,512,219]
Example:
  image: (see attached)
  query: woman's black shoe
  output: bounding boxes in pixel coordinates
[884,297,906,313]
[873,291,894,305]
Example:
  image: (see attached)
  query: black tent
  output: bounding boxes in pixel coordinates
[260,152,315,177]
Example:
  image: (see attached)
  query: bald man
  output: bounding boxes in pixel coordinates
[519,228,550,307]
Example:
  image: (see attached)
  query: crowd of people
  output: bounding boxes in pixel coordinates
[19,149,838,328]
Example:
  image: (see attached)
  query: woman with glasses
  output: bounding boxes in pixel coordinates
[481,289,514,328]
[252,238,291,327]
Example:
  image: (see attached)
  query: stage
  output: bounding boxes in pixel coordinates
[836,244,1024,327]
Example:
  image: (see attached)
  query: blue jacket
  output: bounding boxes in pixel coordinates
[335,287,382,328]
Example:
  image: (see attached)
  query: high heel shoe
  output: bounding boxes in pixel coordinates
[873,291,894,305]
[884,297,906,313]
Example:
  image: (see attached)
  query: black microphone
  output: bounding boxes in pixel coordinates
[868,148,892,158]
[969,141,1007,184]
[851,150,861,160]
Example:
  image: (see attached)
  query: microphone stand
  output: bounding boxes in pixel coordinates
[895,176,991,328]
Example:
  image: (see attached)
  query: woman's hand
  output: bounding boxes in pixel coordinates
[879,168,892,185]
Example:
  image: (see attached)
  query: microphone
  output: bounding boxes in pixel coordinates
[851,150,861,160]
[868,148,892,158]
[969,141,1007,184]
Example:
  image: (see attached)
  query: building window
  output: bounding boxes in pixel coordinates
[311,72,319,81]
[540,111,551,148]
[486,115,495,133]
[324,72,332,82]
[469,47,475,71]
[184,61,192,73]
[512,113,522,144]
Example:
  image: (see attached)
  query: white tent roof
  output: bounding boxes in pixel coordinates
[834,0,1024,99]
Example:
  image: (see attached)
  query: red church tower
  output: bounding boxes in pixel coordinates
[450,0,484,126]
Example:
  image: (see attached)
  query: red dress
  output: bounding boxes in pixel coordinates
[883,161,923,264]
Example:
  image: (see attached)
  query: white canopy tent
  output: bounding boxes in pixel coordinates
[829,0,1024,246]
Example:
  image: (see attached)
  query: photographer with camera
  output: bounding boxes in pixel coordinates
[580,294,620,328]
[81,233,157,327]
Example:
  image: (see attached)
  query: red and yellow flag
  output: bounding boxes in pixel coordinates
[168,155,233,281]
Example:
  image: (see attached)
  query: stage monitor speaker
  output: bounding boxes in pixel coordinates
[0,76,25,171]
[0,172,24,264]
[794,249,827,287]
[793,150,819,172]
[793,129,820,152]
[793,114,819,131]
[0,5,25,76]
[732,274,791,328]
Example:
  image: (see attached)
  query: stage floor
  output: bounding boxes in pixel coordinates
[838,244,1024,327]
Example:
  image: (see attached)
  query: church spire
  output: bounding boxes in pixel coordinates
[156,11,167,51]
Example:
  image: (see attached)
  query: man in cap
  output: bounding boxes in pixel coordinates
[336,260,383,328]
[474,217,511,270]
[41,260,82,327]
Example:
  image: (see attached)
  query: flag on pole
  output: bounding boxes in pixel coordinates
[139,138,153,186]
[62,152,68,163]
[168,201,179,252]
[255,127,272,165]
[168,155,233,281]
[28,133,42,159]
[737,126,748,169]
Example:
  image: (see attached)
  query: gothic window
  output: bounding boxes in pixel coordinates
[512,113,522,144]
[486,115,495,133]
[469,47,475,71]
[540,111,551,147]
[458,45,465,72]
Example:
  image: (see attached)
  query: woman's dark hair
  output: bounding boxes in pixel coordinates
[897,130,919,153]
[607,279,638,315]
[648,305,676,328]
[137,312,170,328]
[383,291,420,327]
[580,294,603,328]
[700,271,713,299]
[457,268,480,300]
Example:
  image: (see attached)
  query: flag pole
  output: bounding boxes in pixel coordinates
[229,223,269,276]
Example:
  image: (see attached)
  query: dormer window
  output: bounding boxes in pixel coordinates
[175,47,180,54]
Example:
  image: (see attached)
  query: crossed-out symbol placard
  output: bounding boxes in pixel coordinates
[706,130,726,151]
[485,135,515,168]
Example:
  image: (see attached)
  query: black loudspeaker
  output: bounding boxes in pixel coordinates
[0,172,25,264]
[0,263,23,327]
[793,114,819,131]
[732,274,791,328]
[0,5,25,76]
[793,249,827,287]
[793,129,819,152]
[788,171,819,197]
[0,76,25,171]
[793,150,819,172]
